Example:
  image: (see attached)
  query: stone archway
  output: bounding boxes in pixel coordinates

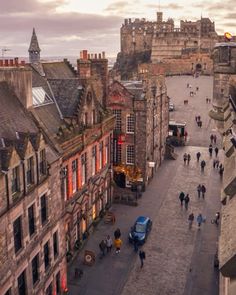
[196,63,202,72]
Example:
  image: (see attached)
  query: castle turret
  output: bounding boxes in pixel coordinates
[28,28,41,64]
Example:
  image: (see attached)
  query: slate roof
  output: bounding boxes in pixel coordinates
[0,81,38,140]
[42,61,76,79]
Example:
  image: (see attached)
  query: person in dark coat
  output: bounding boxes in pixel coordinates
[184,194,190,210]
[210,134,214,143]
[215,147,219,157]
[196,152,201,162]
[197,184,202,198]
[200,160,206,171]
[187,154,191,165]
[99,240,107,257]
[201,185,206,199]
[139,250,146,268]
[114,228,121,240]
[179,192,185,206]
[209,145,213,157]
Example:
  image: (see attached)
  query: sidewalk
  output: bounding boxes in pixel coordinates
[68,146,221,295]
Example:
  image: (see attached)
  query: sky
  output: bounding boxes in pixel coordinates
[0,0,235,58]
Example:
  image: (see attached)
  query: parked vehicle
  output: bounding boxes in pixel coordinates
[129,216,152,245]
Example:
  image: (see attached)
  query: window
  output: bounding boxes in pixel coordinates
[39,149,47,176]
[46,283,53,295]
[26,157,34,185]
[81,153,87,186]
[126,114,135,133]
[32,254,39,285]
[44,241,50,270]
[56,272,61,295]
[92,146,97,176]
[62,166,68,200]
[219,46,230,64]
[99,142,103,169]
[72,160,78,194]
[32,87,53,106]
[40,194,47,225]
[17,270,27,295]
[11,166,20,194]
[13,216,22,253]
[53,231,59,258]
[28,204,35,236]
[113,109,122,131]
[126,145,135,164]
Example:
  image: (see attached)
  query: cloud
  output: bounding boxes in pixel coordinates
[146,3,183,10]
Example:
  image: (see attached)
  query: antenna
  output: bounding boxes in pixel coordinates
[1,47,11,59]
[159,0,161,11]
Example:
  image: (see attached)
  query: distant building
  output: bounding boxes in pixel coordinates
[107,72,168,189]
[27,30,115,261]
[0,63,67,295]
[210,42,236,294]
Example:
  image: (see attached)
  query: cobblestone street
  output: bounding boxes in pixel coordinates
[68,76,221,295]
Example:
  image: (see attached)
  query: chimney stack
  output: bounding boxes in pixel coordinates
[77,50,91,79]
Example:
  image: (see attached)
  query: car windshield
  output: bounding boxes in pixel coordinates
[134,223,146,233]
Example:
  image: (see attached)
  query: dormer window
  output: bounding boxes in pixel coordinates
[39,149,47,176]
[12,165,20,195]
[26,156,34,186]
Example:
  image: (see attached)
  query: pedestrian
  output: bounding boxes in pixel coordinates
[183,153,188,164]
[99,239,107,257]
[215,147,219,157]
[184,194,190,210]
[197,184,202,198]
[197,213,203,228]
[200,160,206,171]
[213,159,216,168]
[114,228,121,240]
[179,191,185,206]
[199,120,202,128]
[215,159,220,169]
[184,131,188,142]
[187,154,191,165]
[195,115,198,122]
[114,237,122,254]
[196,151,201,162]
[206,97,208,103]
[209,145,213,157]
[219,166,224,177]
[198,115,201,121]
[196,86,199,91]
[213,134,217,144]
[106,235,112,253]
[188,213,194,229]
[210,134,214,144]
[139,250,146,268]
[133,235,139,252]
[201,185,206,199]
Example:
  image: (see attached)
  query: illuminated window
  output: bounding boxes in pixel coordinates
[72,160,78,193]
[126,145,134,164]
[81,153,87,186]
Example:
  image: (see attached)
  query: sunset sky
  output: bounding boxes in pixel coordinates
[0,0,235,58]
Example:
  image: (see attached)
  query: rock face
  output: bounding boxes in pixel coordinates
[113,50,151,80]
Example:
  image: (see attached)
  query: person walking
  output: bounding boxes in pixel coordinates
[139,250,146,268]
[184,194,190,210]
[99,239,107,257]
[219,166,224,177]
[201,185,206,199]
[114,228,121,240]
[114,237,122,254]
[199,120,202,128]
[179,191,185,206]
[195,115,198,122]
[106,235,112,253]
[209,145,213,157]
[200,160,206,172]
[213,135,217,144]
[188,213,194,229]
[210,134,214,144]
[187,154,191,165]
[197,184,202,198]
[183,153,188,164]
[215,147,219,157]
[215,159,220,169]
[196,151,201,162]
[197,213,203,228]
[213,159,216,168]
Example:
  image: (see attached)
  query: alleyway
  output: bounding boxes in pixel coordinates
[68,76,221,295]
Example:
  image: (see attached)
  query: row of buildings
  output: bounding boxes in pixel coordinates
[0,29,169,294]
[210,41,236,295]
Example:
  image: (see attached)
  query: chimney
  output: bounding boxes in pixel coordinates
[0,66,33,109]
[10,59,14,66]
[14,57,19,66]
[77,50,91,79]
[4,60,9,67]
[0,60,3,67]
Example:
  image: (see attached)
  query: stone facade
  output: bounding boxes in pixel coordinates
[0,65,67,295]
[107,73,168,189]
[210,42,236,295]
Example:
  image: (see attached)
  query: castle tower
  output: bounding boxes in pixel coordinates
[157,12,163,23]
[28,28,41,64]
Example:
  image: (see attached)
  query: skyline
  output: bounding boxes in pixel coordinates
[0,0,235,58]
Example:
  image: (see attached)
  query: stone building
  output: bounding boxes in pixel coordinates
[210,42,236,294]
[28,30,115,259]
[107,73,168,189]
[0,63,67,295]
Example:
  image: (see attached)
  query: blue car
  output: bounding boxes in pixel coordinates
[129,216,152,245]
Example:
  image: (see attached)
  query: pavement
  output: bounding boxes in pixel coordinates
[67,76,221,295]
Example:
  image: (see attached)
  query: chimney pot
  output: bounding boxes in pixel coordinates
[102,51,105,59]
[10,59,14,66]
[95,53,97,59]
[82,50,88,60]
[14,57,19,66]
[88,53,90,59]
[21,60,25,66]
[4,60,9,67]
[91,54,94,59]
[0,60,3,66]
[99,53,101,59]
